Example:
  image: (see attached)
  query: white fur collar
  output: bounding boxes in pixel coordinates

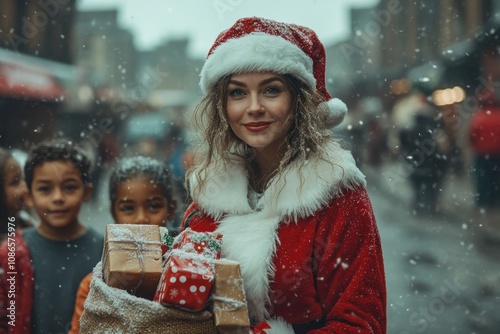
[190,140,365,219]
[189,140,365,322]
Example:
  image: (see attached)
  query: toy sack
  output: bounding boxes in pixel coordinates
[80,261,217,334]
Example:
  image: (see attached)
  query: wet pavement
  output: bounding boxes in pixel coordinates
[364,163,500,334]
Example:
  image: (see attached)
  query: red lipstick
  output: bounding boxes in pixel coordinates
[244,122,271,132]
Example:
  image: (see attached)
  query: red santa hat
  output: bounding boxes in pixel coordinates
[200,17,347,128]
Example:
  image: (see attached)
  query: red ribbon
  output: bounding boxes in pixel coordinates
[251,321,271,334]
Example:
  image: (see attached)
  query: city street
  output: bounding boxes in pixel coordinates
[79,165,500,334]
[367,170,500,334]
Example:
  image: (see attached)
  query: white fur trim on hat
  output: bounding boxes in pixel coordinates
[200,32,315,94]
[319,98,348,128]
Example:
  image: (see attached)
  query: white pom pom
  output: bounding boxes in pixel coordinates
[318,98,348,128]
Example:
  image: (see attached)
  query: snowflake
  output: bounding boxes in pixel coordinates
[169,288,179,298]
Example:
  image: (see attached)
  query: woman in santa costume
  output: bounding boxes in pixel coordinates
[184,17,386,333]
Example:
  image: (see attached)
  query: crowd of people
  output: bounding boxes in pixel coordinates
[335,38,500,216]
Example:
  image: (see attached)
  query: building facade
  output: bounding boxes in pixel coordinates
[74,9,136,90]
[326,0,498,103]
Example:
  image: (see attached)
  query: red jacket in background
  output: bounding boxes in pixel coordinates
[469,98,500,155]
[0,232,34,334]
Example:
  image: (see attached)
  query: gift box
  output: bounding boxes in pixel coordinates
[173,228,223,259]
[154,250,214,311]
[212,260,250,334]
[102,224,163,300]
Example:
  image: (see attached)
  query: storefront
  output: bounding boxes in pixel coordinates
[0,48,72,150]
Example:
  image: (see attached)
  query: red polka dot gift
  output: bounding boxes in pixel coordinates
[154,228,222,311]
[154,228,250,332]
[154,250,214,311]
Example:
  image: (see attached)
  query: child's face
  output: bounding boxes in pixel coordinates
[28,161,92,229]
[111,177,175,226]
[3,157,28,214]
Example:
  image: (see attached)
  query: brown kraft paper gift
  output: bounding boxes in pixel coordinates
[212,259,250,334]
[102,224,162,299]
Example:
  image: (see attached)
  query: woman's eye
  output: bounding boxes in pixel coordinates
[264,87,281,95]
[229,89,245,97]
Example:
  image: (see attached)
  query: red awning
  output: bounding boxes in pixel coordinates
[0,62,64,101]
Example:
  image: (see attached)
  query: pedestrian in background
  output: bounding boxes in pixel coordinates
[398,106,450,215]
[183,17,386,333]
[468,41,500,210]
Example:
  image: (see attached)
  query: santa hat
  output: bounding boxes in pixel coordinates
[199,17,347,128]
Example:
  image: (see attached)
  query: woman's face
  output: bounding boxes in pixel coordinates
[226,71,293,153]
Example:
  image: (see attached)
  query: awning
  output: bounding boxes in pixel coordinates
[0,62,64,101]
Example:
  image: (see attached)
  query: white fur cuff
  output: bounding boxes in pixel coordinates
[264,317,295,334]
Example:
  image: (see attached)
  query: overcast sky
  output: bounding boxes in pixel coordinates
[78,0,379,58]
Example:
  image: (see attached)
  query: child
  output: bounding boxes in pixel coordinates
[0,148,32,241]
[68,155,178,334]
[0,139,104,334]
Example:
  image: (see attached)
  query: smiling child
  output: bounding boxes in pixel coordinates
[0,139,103,334]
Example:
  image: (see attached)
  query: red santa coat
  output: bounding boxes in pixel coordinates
[185,141,386,333]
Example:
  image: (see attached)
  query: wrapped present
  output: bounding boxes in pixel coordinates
[102,224,163,300]
[173,228,223,259]
[212,260,250,333]
[154,250,214,311]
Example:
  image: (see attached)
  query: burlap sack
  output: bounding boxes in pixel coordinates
[80,261,217,334]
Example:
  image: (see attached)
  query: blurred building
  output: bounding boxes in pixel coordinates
[139,37,203,93]
[0,0,80,150]
[0,0,77,63]
[74,9,136,89]
[133,37,203,140]
[134,37,202,124]
[326,0,500,174]
[326,0,499,104]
